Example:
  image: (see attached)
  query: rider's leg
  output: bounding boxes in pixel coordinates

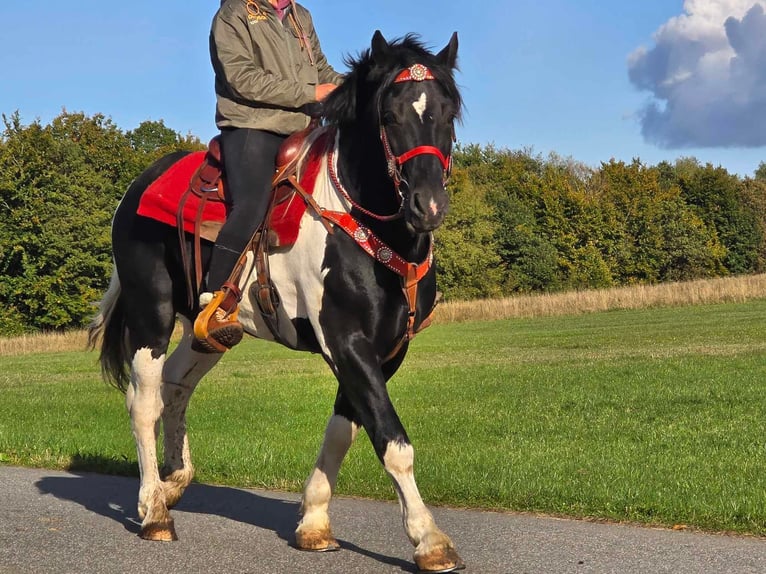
[194,127,286,351]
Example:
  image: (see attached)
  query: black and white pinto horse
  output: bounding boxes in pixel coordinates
[89,31,464,572]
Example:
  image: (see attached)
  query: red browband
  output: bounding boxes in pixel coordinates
[394,63,435,83]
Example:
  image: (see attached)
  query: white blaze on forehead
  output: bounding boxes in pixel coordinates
[412,92,427,123]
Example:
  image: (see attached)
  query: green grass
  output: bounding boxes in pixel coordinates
[1,301,766,534]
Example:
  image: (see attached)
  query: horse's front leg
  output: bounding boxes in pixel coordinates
[296,391,359,550]
[384,440,463,572]
[126,346,176,541]
[331,341,464,573]
[160,318,222,509]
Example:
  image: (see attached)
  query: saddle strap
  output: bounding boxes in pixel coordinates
[287,175,334,235]
[249,172,332,345]
[177,146,226,309]
[177,186,197,309]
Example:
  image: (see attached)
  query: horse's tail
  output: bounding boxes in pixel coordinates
[87,269,130,393]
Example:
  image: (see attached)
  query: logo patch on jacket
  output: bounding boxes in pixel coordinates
[246,1,267,22]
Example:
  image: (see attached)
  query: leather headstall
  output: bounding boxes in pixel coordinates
[380,63,454,200]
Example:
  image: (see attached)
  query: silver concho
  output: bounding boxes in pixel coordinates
[377,247,393,263]
[354,227,370,243]
[409,63,429,81]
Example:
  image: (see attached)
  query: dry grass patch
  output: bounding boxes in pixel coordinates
[434,274,766,323]
[0,330,89,357]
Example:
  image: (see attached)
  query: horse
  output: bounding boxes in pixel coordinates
[88,30,464,573]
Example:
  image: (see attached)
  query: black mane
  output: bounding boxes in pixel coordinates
[322,34,462,128]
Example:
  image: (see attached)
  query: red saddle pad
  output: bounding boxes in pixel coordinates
[136,151,226,235]
[136,129,332,247]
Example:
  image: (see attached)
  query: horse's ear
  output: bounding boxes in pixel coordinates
[437,32,459,69]
[371,30,390,61]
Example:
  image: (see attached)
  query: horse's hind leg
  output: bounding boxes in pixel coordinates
[119,254,180,541]
[296,391,359,550]
[126,342,176,541]
[160,316,222,509]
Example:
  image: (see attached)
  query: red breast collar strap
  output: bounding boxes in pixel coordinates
[320,210,436,361]
[320,210,433,282]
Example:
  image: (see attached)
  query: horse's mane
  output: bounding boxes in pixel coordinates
[323,34,463,128]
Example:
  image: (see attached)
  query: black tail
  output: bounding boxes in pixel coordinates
[87,272,130,393]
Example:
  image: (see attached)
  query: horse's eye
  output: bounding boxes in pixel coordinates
[382,111,398,126]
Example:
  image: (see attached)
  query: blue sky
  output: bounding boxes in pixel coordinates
[1,1,765,177]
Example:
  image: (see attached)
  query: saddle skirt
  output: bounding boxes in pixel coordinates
[136,128,333,247]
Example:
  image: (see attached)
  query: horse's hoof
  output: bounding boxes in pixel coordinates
[140,520,178,542]
[414,545,465,573]
[294,529,341,552]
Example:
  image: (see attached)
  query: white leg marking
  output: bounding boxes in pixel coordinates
[412,92,428,123]
[384,441,460,568]
[298,415,359,540]
[126,348,165,521]
[383,441,436,546]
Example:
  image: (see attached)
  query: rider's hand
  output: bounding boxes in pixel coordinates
[315,83,337,102]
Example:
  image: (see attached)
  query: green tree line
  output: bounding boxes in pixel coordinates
[1,111,764,334]
[437,144,766,300]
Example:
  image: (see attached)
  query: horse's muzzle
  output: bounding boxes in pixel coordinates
[407,188,448,232]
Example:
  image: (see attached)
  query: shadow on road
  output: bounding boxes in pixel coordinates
[34,465,414,572]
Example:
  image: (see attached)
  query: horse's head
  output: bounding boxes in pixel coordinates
[324,31,462,233]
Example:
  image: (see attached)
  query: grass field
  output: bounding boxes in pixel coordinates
[1,299,765,535]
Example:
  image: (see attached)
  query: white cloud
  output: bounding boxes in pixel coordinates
[628,0,766,148]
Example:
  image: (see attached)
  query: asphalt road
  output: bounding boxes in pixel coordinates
[1,465,765,574]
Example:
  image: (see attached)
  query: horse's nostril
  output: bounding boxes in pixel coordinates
[411,193,427,217]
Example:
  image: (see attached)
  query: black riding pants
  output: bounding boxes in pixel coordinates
[206,127,286,291]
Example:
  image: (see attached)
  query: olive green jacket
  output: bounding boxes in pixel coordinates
[210,0,342,134]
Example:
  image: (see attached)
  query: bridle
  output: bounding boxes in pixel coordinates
[381,63,454,202]
[328,63,454,222]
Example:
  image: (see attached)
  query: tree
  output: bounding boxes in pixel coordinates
[435,168,504,300]
[0,111,200,333]
[127,119,203,165]
[674,160,763,274]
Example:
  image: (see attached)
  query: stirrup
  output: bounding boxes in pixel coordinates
[193,290,243,353]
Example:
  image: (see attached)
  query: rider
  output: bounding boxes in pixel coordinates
[195,0,341,352]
